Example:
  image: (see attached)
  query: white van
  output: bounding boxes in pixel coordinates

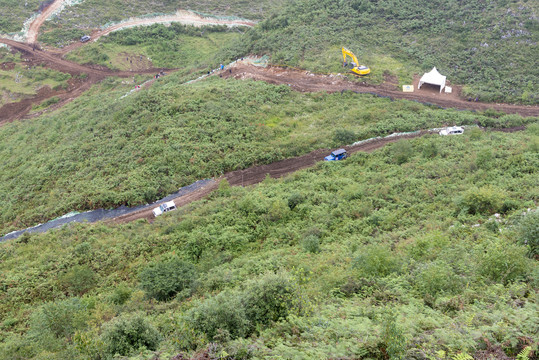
[439,126,464,136]
[152,201,177,217]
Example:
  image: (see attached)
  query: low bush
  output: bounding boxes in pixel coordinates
[414,261,461,297]
[302,234,320,253]
[391,140,414,165]
[354,244,400,278]
[242,272,296,327]
[101,315,160,357]
[186,291,249,341]
[479,240,530,284]
[59,265,97,296]
[333,129,357,146]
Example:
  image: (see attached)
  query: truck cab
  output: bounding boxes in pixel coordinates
[152,201,177,217]
[324,148,348,161]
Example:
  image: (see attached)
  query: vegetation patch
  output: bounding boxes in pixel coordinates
[0,0,42,33]
[0,50,71,106]
[0,131,536,359]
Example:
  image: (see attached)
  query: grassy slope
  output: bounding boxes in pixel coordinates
[222,0,539,104]
[0,0,42,34]
[4,70,536,236]
[64,25,241,70]
[0,130,537,359]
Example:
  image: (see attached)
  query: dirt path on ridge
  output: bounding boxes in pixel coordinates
[26,0,65,44]
[223,63,539,117]
[112,131,426,224]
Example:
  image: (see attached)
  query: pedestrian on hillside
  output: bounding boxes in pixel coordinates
[220,64,224,70]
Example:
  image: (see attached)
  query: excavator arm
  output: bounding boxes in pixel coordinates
[342,47,359,66]
[341,47,370,76]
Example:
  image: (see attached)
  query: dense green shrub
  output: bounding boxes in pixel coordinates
[101,315,160,357]
[287,192,305,210]
[422,141,438,158]
[108,283,133,305]
[391,140,414,165]
[354,244,400,278]
[333,129,357,146]
[479,240,530,284]
[242,272,296,326]
[138,257,197,301]
[187,291,249,341]
[414,261,460,297]
[458,186,504,215]
[302,234,321,253]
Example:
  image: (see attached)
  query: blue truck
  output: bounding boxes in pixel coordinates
[324,148,348,161]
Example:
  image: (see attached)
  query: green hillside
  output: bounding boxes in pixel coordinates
[1,130,537,359]
[223,0,539,104]
[2,72,535,236]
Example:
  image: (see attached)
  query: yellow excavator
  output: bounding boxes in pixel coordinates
[342,47,370,76]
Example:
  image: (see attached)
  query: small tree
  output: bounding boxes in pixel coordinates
[30,298,88,341]
[519,211,538,257]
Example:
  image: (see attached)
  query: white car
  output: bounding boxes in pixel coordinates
[152,201,177,217]
[439,126,464,136]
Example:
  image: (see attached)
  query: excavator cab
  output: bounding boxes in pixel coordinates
[342,47,370,76]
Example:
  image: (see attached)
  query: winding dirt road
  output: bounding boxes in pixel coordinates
[26,0,65,44]
[50,9,256,55]
[223,64,539,117]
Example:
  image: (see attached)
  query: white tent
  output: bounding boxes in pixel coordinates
[418,67,446,93]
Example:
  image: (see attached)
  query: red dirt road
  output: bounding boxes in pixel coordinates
[112,131,427,224]
[223,64,539,117]
[0,38,170,124]
[26,0,65,44]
